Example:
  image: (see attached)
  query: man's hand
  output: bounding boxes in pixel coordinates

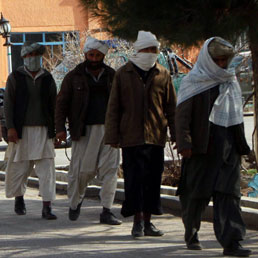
[180,148,192,158]
[8,128,18,143]
[55,131,67,146]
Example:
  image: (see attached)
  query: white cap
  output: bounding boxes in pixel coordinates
[133,30,160,51]
[83,36,109,55]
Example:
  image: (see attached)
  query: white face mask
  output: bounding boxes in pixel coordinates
[130,52,158,71]
[24,56,42,72]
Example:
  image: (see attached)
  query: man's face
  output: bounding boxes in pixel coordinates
[85,49,104,63]
[138,46,158,54]
[212,55,228,69]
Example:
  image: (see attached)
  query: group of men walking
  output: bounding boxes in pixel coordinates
[3,30,252,257]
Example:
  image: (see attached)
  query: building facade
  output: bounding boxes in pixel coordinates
[0,0,102,87]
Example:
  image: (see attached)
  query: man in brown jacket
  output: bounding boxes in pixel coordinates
[55,37,121,225]
[105,31,177,237]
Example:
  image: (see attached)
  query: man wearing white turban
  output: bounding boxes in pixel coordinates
[55,36,122,225]
[105,31,177,237]
[176,37,251,257]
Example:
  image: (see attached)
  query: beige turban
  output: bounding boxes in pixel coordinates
[83,36,109,55]
[21,41,45,57]
[208,37,235,60]
[133,30,160,52]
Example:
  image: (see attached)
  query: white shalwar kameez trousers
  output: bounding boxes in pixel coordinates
[68,124,120,210]
[5,126,56,201]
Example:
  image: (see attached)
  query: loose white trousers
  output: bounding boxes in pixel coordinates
[5,126,56,201]
[68,125,120,210]
[5,157,56,201]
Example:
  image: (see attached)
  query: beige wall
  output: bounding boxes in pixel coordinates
[0,0,101,87]
[2,0,89,32]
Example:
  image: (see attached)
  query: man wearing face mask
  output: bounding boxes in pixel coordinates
[55,36,121,225]
[4,41,57,220]
[105,31,177,237]
[176,37,251,256]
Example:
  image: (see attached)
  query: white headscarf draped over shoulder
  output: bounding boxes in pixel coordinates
[83,36,109,55]
[177,37,243,127]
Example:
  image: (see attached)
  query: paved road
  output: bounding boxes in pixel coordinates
[0,182,258,258]
[0,116,256,257]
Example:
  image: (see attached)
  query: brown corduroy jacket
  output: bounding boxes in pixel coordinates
[105,61,177,148]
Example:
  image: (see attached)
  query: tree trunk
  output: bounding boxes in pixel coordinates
[249,28,258,165]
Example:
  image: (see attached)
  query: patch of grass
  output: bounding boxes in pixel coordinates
[247,169,257,176]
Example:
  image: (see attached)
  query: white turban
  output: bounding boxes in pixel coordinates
[83,36,109,55]
[133,30,160,52]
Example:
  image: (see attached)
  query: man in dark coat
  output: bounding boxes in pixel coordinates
[176,37,251,257]
[55,37,121,225]
[4,41,57,220]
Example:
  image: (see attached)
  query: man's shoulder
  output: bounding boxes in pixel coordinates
[41,68,54,78]
[156,63,170,75]
[103,63,115,75]
[115,62,133,75]
[63,62,85,80]
[12,66,26,76]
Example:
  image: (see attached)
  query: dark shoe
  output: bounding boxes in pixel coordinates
[69,202,82,221]
[42,206,57,220]
[187,241,202,250]
[131,221,144,237]
[186,233,202,250]
[223,242,252,257]
[14,196,26,215]
[100,210,122,225]
[144,222,164,236]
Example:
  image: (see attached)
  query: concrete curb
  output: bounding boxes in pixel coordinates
[0,170,258,230]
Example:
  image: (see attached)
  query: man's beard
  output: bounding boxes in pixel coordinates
[85,59,104,70]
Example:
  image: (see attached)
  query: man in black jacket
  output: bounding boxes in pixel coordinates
[4,41,57,220]
[55,37,121,225]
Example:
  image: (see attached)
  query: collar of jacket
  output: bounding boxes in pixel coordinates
[125,61,161,73]
[74,60,110,76]
[16,66,49,79]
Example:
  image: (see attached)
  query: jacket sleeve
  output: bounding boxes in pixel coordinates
[175,97,193,153]
[164,74,177,142]
[4,74,16,129]
[50,77,57,121]
[55,73,72,134]
[104,72,121,145]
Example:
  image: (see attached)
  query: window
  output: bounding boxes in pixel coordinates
[10,31,79,71]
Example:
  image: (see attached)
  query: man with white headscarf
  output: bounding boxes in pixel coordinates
[55,36,121,225]
[105,31,177,237]
[4,41,57,220]
[176,37,251,256]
